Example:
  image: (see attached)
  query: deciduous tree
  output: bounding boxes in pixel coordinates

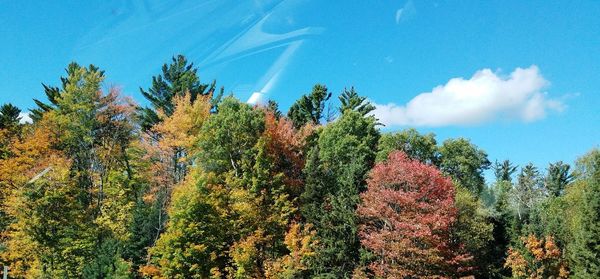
[356,151,470,278]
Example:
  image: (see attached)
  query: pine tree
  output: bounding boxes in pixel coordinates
[338,87,375,116]
[287,84,332,129]
[545,161,574,197]
[138,55,222,131]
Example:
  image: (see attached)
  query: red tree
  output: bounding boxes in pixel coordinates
[356,151,471,278]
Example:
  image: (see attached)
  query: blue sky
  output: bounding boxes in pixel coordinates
[1,0,599,181]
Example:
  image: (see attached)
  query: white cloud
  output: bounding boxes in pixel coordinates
[372,66,566,127]
[19,112,32,124]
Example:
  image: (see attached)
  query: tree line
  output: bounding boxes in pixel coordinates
[0,55,598,278]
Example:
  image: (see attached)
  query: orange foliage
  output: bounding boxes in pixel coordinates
[262,111,313,197]
[505,235,569,279]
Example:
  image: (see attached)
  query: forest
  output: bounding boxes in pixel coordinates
[0,55,598,279]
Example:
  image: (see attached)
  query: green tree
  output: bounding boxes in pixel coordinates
[452,186,495,277]
[0,104,21,129]
[0,103,22,159]
[545,161,574,197]
[376,128,439,165]
[287,84,332,129]
[138,55,222,131]
[439,138,490,196]
[300,110,379,278]
[494,159,518,182]
[568,149,600,278]
[338,87,375,116]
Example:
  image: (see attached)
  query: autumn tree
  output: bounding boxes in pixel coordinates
[149,97,303,278]
[3,63,136,278]
[505,235,569,279]
[356,151,470,278]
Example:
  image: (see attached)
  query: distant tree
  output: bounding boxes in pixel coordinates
[267,99,282,119]
[494,160,518,182]
[511,164,545,224]
[545,161,574,197]
[439,138,491,195]
[338,87,375,116]
[287,84,331,128]
[376,128,440,165]
[356,151,470,278]
[138,55,222,131]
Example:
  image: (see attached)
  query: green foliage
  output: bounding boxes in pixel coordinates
[439,138,491,196]
[30,63,104,122]
[287,84,332,128]
[545,161,575,197]
[376,128,439,165]
[494,159,518,182]
[0,103,21,129]
[138,55,222,131]
[567,149,600,278]
[300,110,379,277]
[338,87,375,116]
[452,185,496,277]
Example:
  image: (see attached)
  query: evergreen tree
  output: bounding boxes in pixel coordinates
[29,64,104,122]
[300,110,379,278]
[494,159,518,182]
[287,84,331,129]
[138,55,222,131]
[545,161,574,197]
[338,87,375,116]
[0,104,21,129]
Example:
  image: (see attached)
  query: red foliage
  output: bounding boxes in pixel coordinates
[262,111,311,197]
[357,151,470,278]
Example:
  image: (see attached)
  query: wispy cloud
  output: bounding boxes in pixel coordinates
[371,66,567,127]
[395,0,416,24]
